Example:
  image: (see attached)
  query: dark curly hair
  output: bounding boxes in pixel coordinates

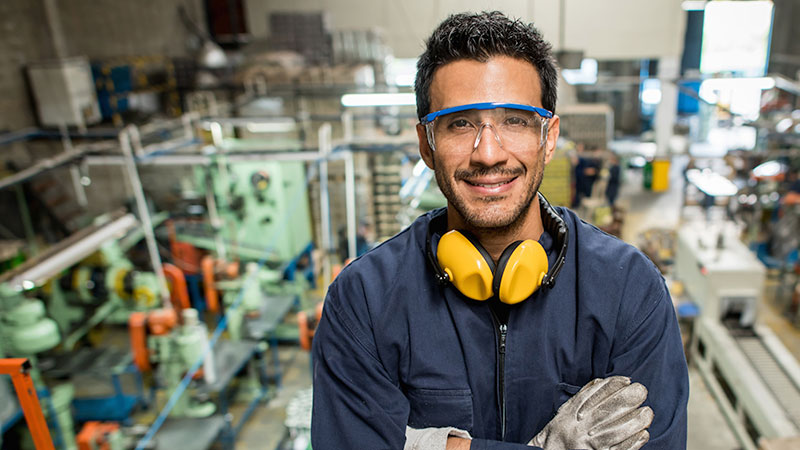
[414,11,558,120]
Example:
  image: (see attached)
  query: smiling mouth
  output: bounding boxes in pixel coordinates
[464,177,517,188]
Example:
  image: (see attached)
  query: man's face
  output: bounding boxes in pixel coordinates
[417,56,560,230]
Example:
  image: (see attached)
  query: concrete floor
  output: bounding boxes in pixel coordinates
[235,346,311,449]
[232,154,800,449]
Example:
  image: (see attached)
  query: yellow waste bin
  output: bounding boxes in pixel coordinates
[651,159,671,192]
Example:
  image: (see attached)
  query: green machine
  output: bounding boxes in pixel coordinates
[147,309,217,419]
[0,284,78,450]
[190,159,313,262]
[45,241,161,348]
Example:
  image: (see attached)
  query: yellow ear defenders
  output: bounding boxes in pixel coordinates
[426,192,569,304]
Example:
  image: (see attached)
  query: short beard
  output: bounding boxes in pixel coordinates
[433,151,544,233]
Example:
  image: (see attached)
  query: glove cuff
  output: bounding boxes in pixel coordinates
[405,426,471,450]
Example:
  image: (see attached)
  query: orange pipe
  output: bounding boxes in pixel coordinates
[0,358,55,450]
[316,301,324,322]
[77,422,119,450]
[298,311,312,351]
[147,308,178,336]
[163,263,191,311]
[201,255,220,313]
[128,312,150,372]
[298,302,325,352]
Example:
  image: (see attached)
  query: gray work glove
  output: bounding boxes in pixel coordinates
[528,376,653,450]
[405,426,472,450]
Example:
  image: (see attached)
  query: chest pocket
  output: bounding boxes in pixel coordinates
[406,387,474,433]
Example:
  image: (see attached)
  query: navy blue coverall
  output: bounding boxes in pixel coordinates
[312,206,689,449]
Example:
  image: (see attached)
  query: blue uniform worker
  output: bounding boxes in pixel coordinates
[312,11,688,450]
[312,206,688,449]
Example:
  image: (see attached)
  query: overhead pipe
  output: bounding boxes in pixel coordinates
[344,150,357,261]
[119,126,171,308]
[318,123,333,287]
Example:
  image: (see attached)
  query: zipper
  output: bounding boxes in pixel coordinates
[490,306,508,441]
[498,322,507,440]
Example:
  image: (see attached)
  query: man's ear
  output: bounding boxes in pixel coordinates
[417,123,435,169]
[543,115,560,166]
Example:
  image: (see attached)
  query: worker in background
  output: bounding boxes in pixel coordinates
[312,11,688,450]
[571,144,601,209]
[605,152,621,208]
[783,169,800,206]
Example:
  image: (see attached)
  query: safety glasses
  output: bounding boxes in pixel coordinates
[421,102,553,153]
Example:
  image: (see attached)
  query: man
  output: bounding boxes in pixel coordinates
[312,11,688,449]
[783,169,800,206]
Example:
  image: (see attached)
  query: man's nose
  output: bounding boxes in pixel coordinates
[471,123,509,166]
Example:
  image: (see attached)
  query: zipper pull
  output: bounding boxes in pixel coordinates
[499,324,507,355]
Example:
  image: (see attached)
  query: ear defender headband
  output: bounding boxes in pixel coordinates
[426,193,568,304]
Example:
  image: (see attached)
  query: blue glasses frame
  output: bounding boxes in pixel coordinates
[420,102,554,125]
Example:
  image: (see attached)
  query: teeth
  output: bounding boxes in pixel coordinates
[468,180,511,188]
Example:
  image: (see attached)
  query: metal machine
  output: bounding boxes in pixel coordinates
[183,159,313,264]
[47,241,161,346]
[130,308,216,419]
[676,220,800,449]
[0,212,167,449]
[0,286,78,450]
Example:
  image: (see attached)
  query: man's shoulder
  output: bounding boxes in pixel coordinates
[556,208,671,340]
[323,213,433,338]
[561,208,656,268]
[345,215,428,275]
[328,212,431,302]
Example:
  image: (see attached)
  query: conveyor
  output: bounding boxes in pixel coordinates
[677,221,800,449]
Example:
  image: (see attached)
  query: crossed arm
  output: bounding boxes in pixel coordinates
[409,376,653,450]
[312,283,688,449]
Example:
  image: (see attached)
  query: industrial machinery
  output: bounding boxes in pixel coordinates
[0,358,57,450]
[0,210,173,448]
[0,104,352,449]
[47,241,161,344]
[130,308,216,419]
[181,157,313,264]
[676,220,800,449]
[0,286,79,450]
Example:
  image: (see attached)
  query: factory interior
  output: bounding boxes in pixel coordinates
[1,0,800,449]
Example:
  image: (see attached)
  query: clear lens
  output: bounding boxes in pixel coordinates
[427,107,548,153]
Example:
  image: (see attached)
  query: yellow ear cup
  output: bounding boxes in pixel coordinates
[497,240,548,304]
[437,230,495,301]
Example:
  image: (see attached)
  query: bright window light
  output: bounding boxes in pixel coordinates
[341,93,416,107]
[752,160,786,178]
[699,77,775,91]
[641,79,662,105]
[707,126,758,151]
[686,168,739,197]
[385,57,418,87]
[700,1,774,77]
[561,58,597,85]
[699,77,775,120]
[245,119,297,133]
[775,118,793,133]
[682,1,707,11]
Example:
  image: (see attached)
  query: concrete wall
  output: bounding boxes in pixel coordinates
[0,0,205,239]
[0,0,57,129]
[0,0,204,130]
[244,0,687,60]
[770,0,800,79]
[56,0,205,59]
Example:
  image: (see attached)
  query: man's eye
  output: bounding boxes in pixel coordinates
[505,116,530,127]
[449,119,472,129]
